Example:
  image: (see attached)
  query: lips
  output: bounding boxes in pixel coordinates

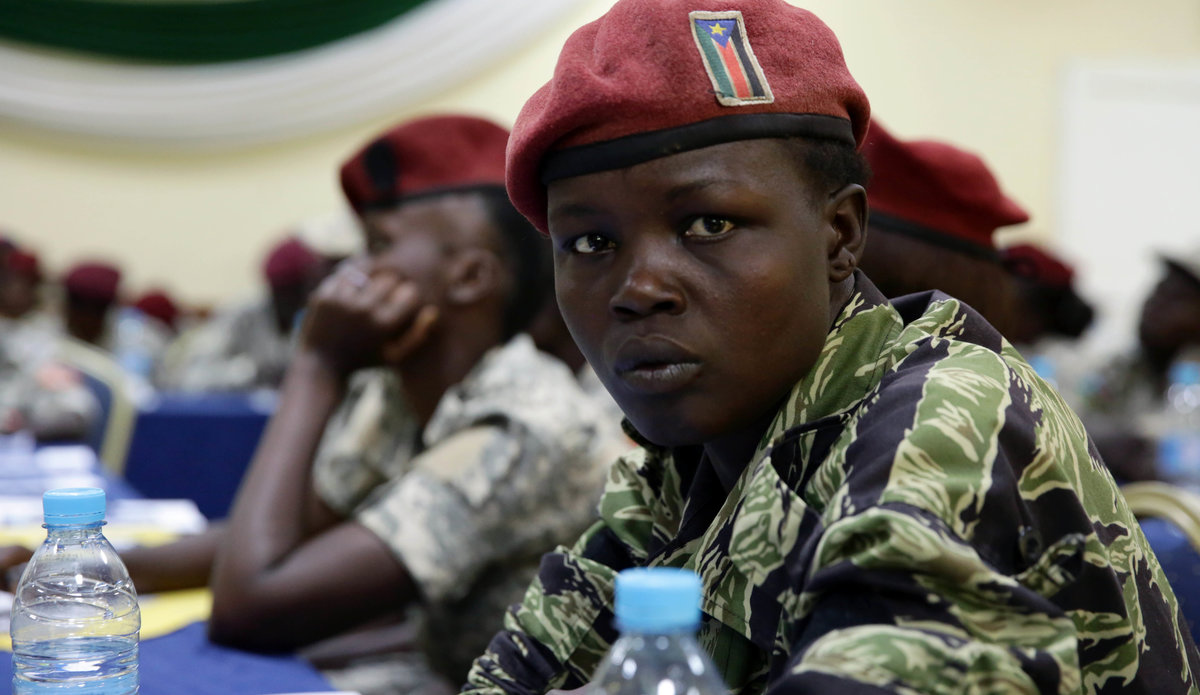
[612,339,702,394]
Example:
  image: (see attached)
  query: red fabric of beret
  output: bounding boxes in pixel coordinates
[863,120,1028,259]
[63,262,121,303]
[340,115,510,214]
[6,249,42,282]
[134,290,180,330]
[1002,243,1074,289]
[262,237,319,290]
[507,0,870,234]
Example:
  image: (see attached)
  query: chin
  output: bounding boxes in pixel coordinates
[622,408,713,449]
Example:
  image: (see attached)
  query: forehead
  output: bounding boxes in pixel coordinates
[362,191,492,245]
[546,139,812,221]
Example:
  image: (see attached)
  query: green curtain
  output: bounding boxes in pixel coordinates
[0,0,437,63]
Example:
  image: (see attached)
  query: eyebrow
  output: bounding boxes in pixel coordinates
[547,201,604,224]
[663,178,736,202]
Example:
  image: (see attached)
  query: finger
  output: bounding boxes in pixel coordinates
[354,273,403,310]
[372,283,422,328]
[381,305,440,364]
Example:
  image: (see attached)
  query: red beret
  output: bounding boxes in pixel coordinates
[507,0,870,233]
[340,115,509,214]
[6,249,42,282]
[262,237,320,289]
[863,120,1029,259]
[63,262,121,303]
[1002,244,1075,289]
[134,289,180,330]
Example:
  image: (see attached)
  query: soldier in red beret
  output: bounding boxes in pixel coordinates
[857,120,1029,337]
[0,248,44,320]
[133,289,181,334]
[463,1,1199,693]
[1002,243,1095,347]
[61,261,122,348]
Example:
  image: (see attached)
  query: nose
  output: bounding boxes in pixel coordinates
[609,240,685,320]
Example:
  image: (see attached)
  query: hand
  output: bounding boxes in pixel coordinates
[299,260,439,376]
[0,545,33,591]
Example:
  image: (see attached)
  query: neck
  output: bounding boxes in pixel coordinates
[396,316,506,427]
[702,410,777,492]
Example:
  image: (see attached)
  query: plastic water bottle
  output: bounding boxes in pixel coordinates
[1157,360,1200,487]
[114,308,156,381]
[588,568,728,695]
[10,488,140,694]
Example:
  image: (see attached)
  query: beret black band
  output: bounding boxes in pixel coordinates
[870,211,1000,263]
[540,113,855,184]
[357,182,510,213]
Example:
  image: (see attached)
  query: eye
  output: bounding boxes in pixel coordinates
[684,216,735,238]
[569,233,616,255]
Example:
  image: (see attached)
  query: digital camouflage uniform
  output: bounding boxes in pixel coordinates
[156,298,293,392]
[311,334,629,694]
[464,274,1200,695]
[0,316,98,440]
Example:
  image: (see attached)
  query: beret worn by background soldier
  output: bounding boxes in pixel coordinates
[861,119,1029,261]
[340,115,509,214]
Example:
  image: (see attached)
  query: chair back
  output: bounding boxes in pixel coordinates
[53,337,137,475]
[1123,481,1200,640]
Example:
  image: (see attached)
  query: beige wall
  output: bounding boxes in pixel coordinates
[3,0,1198,307]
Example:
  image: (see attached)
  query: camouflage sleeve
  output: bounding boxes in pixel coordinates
[462,448,661,695]
[777,346,1085,694]
[310,372,392,515]
[463,522,635,695]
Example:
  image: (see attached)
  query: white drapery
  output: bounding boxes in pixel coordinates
[0,0,586,147]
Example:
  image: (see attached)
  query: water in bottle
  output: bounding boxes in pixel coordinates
[1157,360,1200,488]
[589,567,728,695]
[10,487,141,694]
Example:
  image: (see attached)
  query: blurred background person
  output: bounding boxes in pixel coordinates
[0,248,44,321]
[60,260,123,349]
[157,235,323,393]
[1001,242,1096,396]
[857,119,1027,338]
[1075,246,1200,483]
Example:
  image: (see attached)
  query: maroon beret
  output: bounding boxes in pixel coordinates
[262,237,320,289]
[63,262,121,303]
[507,0,870,233]
[134,290,180,330]
[6,249,42,282]
[863,120,1028,260]
[340,115,509,214]
[1002,244,1075,289]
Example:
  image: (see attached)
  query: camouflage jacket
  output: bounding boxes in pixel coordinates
[312,334,628,683]
[464,275,1200,695]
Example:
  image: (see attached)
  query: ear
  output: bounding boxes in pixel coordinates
[445,247,504,306]
[825,183,868,283]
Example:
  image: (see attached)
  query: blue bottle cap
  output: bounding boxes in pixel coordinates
[614,567,702,633]
[43,487,106,526]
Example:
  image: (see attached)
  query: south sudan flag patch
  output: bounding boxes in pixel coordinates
[689,10,774,107]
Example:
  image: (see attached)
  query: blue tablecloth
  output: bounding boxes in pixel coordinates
[124,392,275,520]
[4,622,333,694]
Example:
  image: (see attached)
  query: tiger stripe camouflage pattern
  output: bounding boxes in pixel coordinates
[464,273,1200,695]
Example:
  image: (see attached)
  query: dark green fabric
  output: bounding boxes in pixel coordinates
[0,0,435,63]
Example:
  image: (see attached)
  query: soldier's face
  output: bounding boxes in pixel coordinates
[1139,266,1200,356]
[360,193,493,305]
[547,139,848,449]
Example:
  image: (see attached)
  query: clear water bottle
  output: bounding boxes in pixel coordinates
[589,568,728,695]
[10,488,141,694]
[1157,360,1200,487]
